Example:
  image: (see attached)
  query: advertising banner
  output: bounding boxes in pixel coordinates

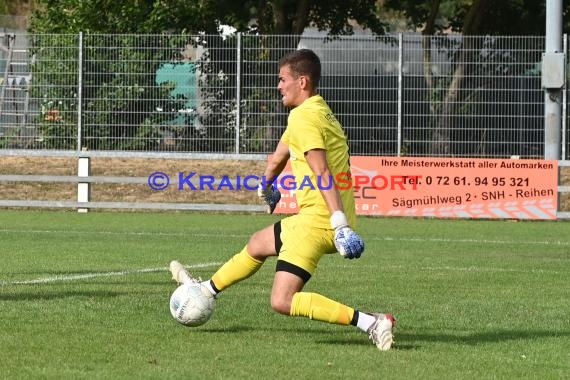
[273,156,558,220]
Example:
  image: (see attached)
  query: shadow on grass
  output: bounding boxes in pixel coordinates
[397,330,570,346]
[318,330,570,350]
[317,329,570,350]
[0,290,128,301]
[199,325,256,333]
[236,325,570,350]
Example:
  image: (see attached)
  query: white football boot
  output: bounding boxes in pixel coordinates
[169,260,198,285]
[367,313,395,351]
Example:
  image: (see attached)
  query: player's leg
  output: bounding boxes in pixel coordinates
[274,216,395,350]
[273,216,357,324]
[273,260,395,350]
[272,260,356,325]
[206,223,278,293]
[170,223,279,295]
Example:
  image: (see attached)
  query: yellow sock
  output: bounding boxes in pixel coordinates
[290,292,354,326]
[211,246,263,291]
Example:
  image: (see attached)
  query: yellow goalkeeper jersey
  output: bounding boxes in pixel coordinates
[281,95,356,229]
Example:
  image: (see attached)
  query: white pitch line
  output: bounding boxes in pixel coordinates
[0,228,250,239]
[381,264,562,275]
[0,262,222,286]
[2,261,564,287]
[1,228,569,246]
[370,236,570,246]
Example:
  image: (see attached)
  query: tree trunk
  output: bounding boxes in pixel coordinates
[261,1,309,152]
[427,0,487,156]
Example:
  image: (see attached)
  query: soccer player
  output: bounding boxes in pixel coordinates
[170,48,395,351]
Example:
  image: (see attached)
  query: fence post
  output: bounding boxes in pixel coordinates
[235,32,242,154]
[543,0,563,160]
[562,33,567,161]
[397,33,403,156]
[77,31,84,152]
[77,148,90,213]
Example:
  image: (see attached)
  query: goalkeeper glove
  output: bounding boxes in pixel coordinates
[330,210,364,259]
[258,181,281,214]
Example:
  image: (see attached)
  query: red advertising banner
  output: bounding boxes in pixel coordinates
[273,156,558,220]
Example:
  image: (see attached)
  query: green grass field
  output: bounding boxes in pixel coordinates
[1,210,569,379]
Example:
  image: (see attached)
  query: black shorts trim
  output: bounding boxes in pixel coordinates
[275,260,312,284]
[274,221,283,253]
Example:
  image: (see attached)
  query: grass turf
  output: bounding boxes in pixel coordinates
[0,210,569,379]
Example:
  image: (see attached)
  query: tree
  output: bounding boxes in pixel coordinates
[382,0,569,156]
[28,0,219,34]
[383,0,570,35]
[27,0,387,152]
[0,0,37,17]
[27,1,217,150]
[149,0,388,152]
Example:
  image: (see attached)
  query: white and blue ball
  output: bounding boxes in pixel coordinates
[169,283,215,327]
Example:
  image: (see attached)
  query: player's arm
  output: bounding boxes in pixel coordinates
[262,140,290,184]
[258,140,289,214]
[305,148,364,259]
[304,148,343,213]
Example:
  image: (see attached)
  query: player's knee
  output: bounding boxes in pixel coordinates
[247,229,276,259]
[270,295,291,315]
[247,231,263,252]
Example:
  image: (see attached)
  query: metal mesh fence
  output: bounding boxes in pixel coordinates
[0,32,566,158]
[401,35,546,158]
[301,32,401,156]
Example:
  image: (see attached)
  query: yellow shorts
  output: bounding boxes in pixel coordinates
[276,214,336,277]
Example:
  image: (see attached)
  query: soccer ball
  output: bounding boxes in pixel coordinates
[169,283,215,327]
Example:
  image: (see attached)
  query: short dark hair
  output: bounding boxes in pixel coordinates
[278,49,321,88]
